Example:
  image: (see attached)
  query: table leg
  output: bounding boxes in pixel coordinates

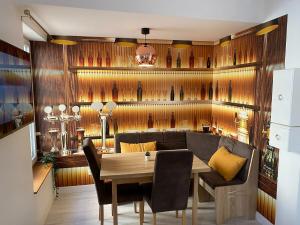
[192,173,199,225]
[112,180,118,225]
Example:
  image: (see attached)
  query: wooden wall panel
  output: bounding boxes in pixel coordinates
[31,16,287,224]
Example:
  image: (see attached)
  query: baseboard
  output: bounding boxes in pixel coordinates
[256,212,273,225]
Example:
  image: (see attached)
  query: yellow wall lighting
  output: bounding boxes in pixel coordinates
[50,36,78,45]
[115,38,137,47]
[256,19,279,36]
[219,35,232,47]
[172,40,192,49]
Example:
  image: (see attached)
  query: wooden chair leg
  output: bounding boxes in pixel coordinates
[176,210,179,218]
[182,210,186,225]
[134,202,139,213]
[99,205,104,225]
[152,213,157,225]
[139,201,144,225]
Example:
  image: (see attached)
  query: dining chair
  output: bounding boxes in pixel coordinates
[83,138,144,225]
[142,150,193,225]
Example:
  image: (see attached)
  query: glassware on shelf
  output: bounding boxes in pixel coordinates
[106,51,111,67]
[79,51,84,67]
[180,86,184,101]
[137,81,143,101]
[76,127,85,152]
[48,128,59,153]
[207,57,211,68]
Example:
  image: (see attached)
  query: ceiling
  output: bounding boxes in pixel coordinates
[15,0,269,42]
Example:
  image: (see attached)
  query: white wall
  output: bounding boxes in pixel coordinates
[264,1,300,225]
[265,0,300,69]
[0,0,54,224]
[0,0,24,49]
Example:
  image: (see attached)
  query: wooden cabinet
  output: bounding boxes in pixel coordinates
[271,69,300,126]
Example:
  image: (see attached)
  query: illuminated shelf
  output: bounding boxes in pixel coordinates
[72,100,259,110]
[213,62,261,71]
[69,66,213,72]
[73,100,212,106]
[212,101,260,111]
[69,62,260,72]
[84,135,114,139]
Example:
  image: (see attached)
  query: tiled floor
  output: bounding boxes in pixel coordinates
[45,185,261,225]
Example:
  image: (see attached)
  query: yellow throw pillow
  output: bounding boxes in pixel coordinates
[208,146,246,181]
[120,141,156,153]
[141,141,157,152]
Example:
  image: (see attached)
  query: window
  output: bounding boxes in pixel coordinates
[29,123,37,163]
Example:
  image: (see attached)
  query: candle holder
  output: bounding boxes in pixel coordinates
[91,101,117,152]
[44,104,81,156]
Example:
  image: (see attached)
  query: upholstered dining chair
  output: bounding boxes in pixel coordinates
[83,138,144,225]
[142,150,193,225]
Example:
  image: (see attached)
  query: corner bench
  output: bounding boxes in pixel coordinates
[115,131,259,225]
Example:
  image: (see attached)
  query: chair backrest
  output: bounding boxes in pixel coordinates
[83,138,103,203]
[150,150,193,213]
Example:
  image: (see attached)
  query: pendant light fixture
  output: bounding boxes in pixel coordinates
[135,28,157,67]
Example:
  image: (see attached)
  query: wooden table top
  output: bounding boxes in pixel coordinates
[100,151,210,180]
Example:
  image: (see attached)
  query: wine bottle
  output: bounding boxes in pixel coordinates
[193,115,197,131]
[233,49,237,66]
[228,80,232,102]
[176,52,181,68]
[88,52,93,67]
[170,86,175,101]
[97,52,102,67]
[249,47,254,63]
[100,87,105,102]
[166,48,172,68]
[79,51,84,67]
[215,80,219,101]
[137,81,143,101]
[189,50,194,68]
[180,86,184,101]
[106,119,110,136]
[148,113,154,128]
[208,82,213,100]
[201,83,206,100]
[207,57,211,68]
[106,51,111,67]
[214,55,218,68]
[113,119,119,134]
[112,82,118,101]
[88,86,93,102]
[170,112,176,128]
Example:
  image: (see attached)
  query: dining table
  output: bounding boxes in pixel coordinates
[100,151,211,225]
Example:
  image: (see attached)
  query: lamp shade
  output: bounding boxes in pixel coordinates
[256,19,279,36]
[135,44,157,67]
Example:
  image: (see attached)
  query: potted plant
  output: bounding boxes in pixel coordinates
[145,151,151,161]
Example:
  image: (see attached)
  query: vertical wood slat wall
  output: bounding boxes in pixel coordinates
[30,15,287,224]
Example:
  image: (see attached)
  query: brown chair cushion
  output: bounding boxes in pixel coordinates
[199,171,244,189]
